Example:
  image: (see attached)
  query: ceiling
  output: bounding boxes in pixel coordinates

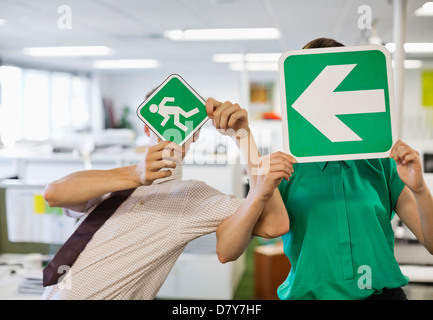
[0,0,432,76]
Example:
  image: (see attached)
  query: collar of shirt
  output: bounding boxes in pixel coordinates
[316,160,354,171]
[152,162,183,184]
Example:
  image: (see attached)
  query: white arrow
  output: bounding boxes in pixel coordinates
[292,64,385,142]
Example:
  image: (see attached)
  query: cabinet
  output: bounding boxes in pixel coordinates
[254,243,291,300]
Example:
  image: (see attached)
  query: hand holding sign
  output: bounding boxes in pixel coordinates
[135,140,182,186]
[205,98,249,138]
[254,152,296,201]
[389,140,427,194]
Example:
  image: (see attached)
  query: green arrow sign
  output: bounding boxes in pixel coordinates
[137,74,208,146]
[278,45,397,162]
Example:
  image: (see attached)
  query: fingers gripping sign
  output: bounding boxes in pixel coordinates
[135,141,182,186]
[205,98,249,138]
[255,152,297,201]
[389,139,427,194]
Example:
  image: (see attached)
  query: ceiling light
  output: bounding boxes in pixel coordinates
[391,60,423,69]
[93,59,160,69]
[213,53,245,63]
[23,46,112,57]
[404,43,433,53]
[415,2,433,16]
[385,43,433,54]
[213,53,281,63]
[229,62,278,71]
[403,60,423,69]
[165,28,280,41]
[0,19,6,26]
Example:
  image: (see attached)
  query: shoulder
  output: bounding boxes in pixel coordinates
[180,180,244,217]
[184,179,244,202]
[179,179,230,198]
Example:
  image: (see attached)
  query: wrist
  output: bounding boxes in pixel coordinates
[131,164,149,187]
[230,126,251,140]
[251,186,273,203]
[239,126,251,139]
[411,182,429,197]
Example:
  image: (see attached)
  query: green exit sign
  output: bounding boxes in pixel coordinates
[278,45,397,162]
[137,74,208,146]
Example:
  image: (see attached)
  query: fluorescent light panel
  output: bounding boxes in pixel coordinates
[213,53,281,63]
[415,2,433,16]
[385,43,433,54]
[165,28,280,41]
[392,60,423,69]
[229,62,278,71]
[93,59,160,69]
[23,46,112,57]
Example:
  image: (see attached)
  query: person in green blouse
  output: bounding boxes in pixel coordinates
[215,38,433,300]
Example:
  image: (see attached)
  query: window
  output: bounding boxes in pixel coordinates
[0,65,91,146]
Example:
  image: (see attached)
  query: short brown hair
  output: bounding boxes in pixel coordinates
[302,38,344,49]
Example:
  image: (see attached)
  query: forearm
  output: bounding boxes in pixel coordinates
[207,99,291,262]
[414,186,433,253]
[43,165,140,208]
[252,189,289,238]
[234,130,290,237]
[233,128,260,188]
[216,191,266,263]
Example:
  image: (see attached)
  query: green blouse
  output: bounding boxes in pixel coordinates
[277,158,409,300]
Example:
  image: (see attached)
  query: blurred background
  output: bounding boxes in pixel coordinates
[0,0,432,300]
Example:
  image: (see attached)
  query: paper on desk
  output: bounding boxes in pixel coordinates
[18,269,44,295]
[6,188,76,244]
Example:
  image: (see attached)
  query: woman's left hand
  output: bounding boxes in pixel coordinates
[389,139,427,194]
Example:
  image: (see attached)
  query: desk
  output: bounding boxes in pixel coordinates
[399,265,433,283]
[0,254,43,300]
[254,243,291,300]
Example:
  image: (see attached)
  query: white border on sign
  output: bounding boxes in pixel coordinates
[278,44,398,163]
[136,74,209,146]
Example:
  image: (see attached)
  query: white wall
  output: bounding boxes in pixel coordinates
[401,68,433,140]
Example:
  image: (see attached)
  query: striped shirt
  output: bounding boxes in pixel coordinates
[41,165,244,299]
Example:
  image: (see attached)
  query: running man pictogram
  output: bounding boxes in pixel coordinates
[149,97,199,132]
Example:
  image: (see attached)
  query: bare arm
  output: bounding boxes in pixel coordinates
[216,191,266,263]
[235,131,294,238]
[206,98,293,263]
[215,152,293,263]
[391,140,433,254]
[43,141,179,212]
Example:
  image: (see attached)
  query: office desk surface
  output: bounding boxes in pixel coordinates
[0,254,43,300]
